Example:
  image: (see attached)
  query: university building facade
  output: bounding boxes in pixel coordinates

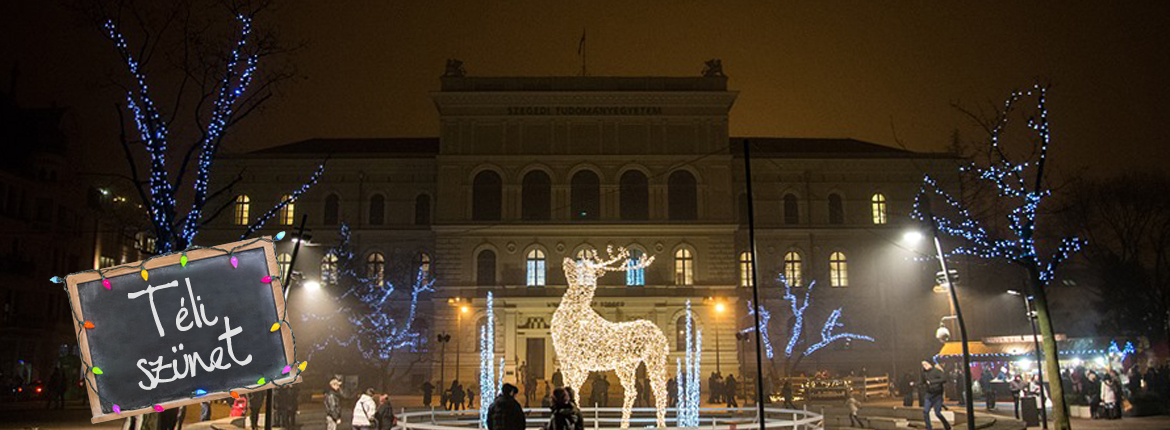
[202,69,956,391]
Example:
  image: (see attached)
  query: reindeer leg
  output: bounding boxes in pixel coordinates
[646,345,669,427]
[616,364,638,429]
[563,367,587,406]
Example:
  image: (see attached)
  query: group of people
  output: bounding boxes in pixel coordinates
[705,372,740,407]
[419,380,477,410]
[487,383,583,430]
[1063,364,1168,420]
[324,377,397,430]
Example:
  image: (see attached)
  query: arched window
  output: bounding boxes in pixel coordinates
[871,193,888,225]
[828,193,844,225]
[668,171,698,220]
[323,194,340,225]
[784,252,802,287]
[418,252,431,279]
[233,195,250,225]
[571,170,600,220]
[674,248,694,286]
[526,249,546,286]
[321,253,339,285]
[620,170,649,220]
[369,195,385,225]
[415,194,431,225]
[522,171,551,221]
[738,251,754,287]
[476,249,497,286]
[278,252,292,278]
[473,171,502,221]
[367,252,386,286]
[626,249,646,286]
[278,194,295,225]
[783,194,799,225]
[829,251,848,287]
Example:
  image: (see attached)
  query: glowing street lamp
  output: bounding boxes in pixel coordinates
[713,300,727,373]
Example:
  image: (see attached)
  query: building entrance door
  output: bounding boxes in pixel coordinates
[526,338,545,380]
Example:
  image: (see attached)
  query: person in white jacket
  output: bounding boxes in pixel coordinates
[352,388,379,430]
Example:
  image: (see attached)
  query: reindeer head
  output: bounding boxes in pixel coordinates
[562,246,655,294]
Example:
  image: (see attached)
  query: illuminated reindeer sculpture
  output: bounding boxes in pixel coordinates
[551,247,668,428]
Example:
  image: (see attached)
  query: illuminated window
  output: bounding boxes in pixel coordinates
[784,194,799,225]
[675,315,698,351]
[473,171,502,221]
[668,171,697,220]
[674,248,694,286]
[620,170,649,220]
[526,249,546,286]
[829,251,848,287]
[278,194,295,225]
[278,253,292,278]
[321,253,339,284]
[419,252,431,279]
[784,252,803,287]
[369,195,385,225]
[477,249,497,286]
[233,195,250,225]
[571,171,600,220]
[626,249,646,286]
[522,171,551,221]
[738,251,754,287]
[323,194,340,225]
[828,193,844,225]
[871,193,888,225]
[367,252,385,286]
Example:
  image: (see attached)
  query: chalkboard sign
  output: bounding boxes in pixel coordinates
[62,237,299,423]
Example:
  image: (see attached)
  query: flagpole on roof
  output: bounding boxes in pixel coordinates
[578,28,587,76]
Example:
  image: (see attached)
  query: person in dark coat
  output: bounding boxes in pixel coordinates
[552,369,564,389]
[325,378,344,430]
[376,394,396,430]
[488,383,526,430]
[547,388,584,430]
[781,380,795,409]
[666,378,678,408]
[1009,375,1025,420]
[247,391,264,429]
[724,375,739,407]
[900,373,915,407]
[921,361,952,430]
[449,380,465,410]
[422,381,435,407]
[980,367,996,410]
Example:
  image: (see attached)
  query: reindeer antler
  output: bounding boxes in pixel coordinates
[596,246,656,272]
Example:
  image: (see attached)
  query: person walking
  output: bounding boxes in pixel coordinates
[376,394,397,430]
[724,375,738,407]
[325,378,344,430]
[467,384,477,409]
[921,360,952,430]
[552,369,564,389]
[352,388,378,430]
[1085,371,1101,419]
[666,378,678,408]
[547,388,584,430]
[488,383,526,430]
[422,381,435,408]
[781,380,795,409]
[524,373,537,407]
[1008,375,1025,420]
[845,391,863,428]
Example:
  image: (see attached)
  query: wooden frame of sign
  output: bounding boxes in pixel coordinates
[64,237,299,423]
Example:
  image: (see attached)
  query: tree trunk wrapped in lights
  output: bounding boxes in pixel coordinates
[675,300,701,428]
[551,247,668,428]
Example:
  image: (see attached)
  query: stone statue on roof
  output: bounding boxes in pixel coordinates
[702,59,724,77]
[443,59,466,77]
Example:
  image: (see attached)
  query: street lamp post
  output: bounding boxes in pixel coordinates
[714,301,726,374]
[457,304,469,381]
[437,333,451,396]
[931,230,976,430]
[735,332,750,400]
[1008,290,1049,429]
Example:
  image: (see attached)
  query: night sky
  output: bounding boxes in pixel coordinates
[3,1,1168,177]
